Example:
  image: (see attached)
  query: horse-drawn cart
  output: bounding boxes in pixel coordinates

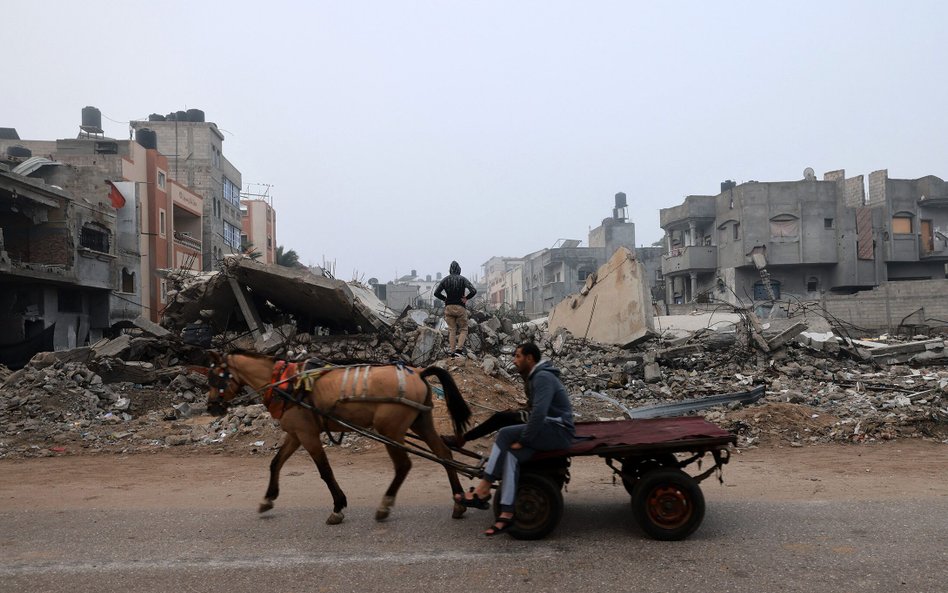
[474,416,736,541]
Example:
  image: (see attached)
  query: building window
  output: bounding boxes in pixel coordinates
[223,177,241,207]
[807,276,819,292]
[753,280,781,300]
[892,215,913,234]
[733,222,741,241]
[769,215,799,239]
[94,141,118,155]
[223,221,241,249]
[160,279,168,304]
[157,170,166,190]
[824,218,834,229]
[80,224,110,253]
[159,209,166,237]
[121,268,135,293]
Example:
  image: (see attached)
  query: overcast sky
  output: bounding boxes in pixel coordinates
[6,1,947,282]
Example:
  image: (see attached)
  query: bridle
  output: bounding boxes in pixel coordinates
[207,356,242,411]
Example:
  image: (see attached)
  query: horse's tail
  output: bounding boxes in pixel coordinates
[419,366,472,437]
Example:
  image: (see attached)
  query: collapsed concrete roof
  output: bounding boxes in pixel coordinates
[548,247,655,347]
[161,257,393,335]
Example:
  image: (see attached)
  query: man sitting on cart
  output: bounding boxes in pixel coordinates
[456,342,576,536]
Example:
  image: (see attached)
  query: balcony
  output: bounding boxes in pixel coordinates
[173,231,202,252]
[662,245,717,275]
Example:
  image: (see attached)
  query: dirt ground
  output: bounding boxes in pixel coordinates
[2,439,946,512]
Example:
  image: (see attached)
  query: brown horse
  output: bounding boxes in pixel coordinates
[206,351,472,524]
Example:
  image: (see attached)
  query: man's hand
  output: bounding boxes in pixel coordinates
[461,297,467,305]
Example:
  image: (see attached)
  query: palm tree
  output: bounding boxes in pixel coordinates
[275,245,301,268]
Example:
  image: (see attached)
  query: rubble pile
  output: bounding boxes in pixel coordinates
[1,308,946,459]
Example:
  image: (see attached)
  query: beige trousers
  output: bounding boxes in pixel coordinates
[444,304,469,352]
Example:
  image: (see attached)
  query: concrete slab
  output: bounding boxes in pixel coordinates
[547,247,654,347]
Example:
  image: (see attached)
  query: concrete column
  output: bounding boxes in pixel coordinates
[666,275,675,304]
[688,222,697,247]
[689,272,698,302]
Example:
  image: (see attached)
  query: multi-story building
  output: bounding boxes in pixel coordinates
[130,111,242,271]
[0,144,127,363]
[240,197,276,264]
[659,170,948,311]
[481,256,523,308]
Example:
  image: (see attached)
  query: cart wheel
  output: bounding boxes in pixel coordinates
[493,472,564,540]
[620,454,678,496]
[631,468,705,541]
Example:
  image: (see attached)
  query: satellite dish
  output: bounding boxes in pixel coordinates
[803,167,816,180]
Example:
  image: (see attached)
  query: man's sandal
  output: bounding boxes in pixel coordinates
[456,487,491,510]
[484,516,514,536]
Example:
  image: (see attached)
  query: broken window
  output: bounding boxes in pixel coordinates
[807,276,818,292]
[753,280,780,300]
[80,224,110,253]
[824,218,834,229]
[121,268,135,293]
[769,215,799,239]
[95,141,118,154]
[892,214,913,234]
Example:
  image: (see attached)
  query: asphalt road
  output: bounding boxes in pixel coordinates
[2,447,946,593]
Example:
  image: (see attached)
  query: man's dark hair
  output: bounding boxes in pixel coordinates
[516,342,541,362]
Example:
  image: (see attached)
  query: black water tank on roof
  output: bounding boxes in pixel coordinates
[6,145,32,158]
[175,110,188,122]
[166,112,177,121]
[135,128,158,150]
[186,109,205,123]
[81,106,102,130]
[148,113,166,122]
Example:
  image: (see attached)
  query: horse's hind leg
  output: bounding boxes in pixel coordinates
[260,434,300,513]
[376,442,412,521]
[297,429,348,525]
[411,412,467,519]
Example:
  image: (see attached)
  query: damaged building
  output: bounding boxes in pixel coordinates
[483,193,663,318]
[0,153,122,366]
[660,169,948,329]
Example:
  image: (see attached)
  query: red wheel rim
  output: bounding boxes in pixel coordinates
[645,485,693,529]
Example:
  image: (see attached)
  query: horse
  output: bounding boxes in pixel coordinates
[205,351,472,525]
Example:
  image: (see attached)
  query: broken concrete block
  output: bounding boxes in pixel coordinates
[766,321,808,350]
[410,326,443,365]
[92,335,132,359]
[643,362,662,383]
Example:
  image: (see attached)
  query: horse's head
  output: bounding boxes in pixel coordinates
[206,351,242,416]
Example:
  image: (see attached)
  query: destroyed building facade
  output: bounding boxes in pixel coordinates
[660,170,948,322]
[484,193,662,318]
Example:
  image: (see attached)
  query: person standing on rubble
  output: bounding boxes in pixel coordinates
[434,261,477,357]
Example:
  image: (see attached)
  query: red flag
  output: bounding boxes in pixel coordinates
[106,181,127,208]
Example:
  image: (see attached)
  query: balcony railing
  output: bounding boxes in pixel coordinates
[662,245,717,275]
[173,231,202,251]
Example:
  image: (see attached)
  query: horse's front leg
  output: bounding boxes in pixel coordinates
[260,434,301,513]
[376,442,412,521]
[298,429,348,525]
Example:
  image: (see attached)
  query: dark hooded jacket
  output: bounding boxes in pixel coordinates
[520,360,576,447]
[434,261,476,306]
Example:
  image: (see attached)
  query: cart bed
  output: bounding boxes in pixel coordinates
[533,416,736,461]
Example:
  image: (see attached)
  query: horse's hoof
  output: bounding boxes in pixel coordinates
[326,512,345,525]
[258,500,274,514]
[375,508,390,521]
[452,502,467,519]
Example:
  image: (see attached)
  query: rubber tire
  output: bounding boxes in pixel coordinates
[620,454,678,496]
[631,468,705,541]
[493,472,564,541]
